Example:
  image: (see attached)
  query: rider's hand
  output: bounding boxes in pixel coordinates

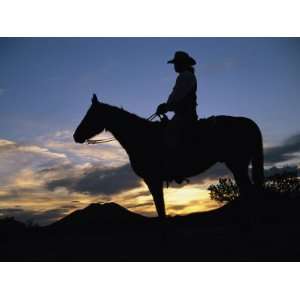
[156,103,168,115]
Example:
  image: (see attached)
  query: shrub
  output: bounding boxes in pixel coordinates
[208,170,300,203]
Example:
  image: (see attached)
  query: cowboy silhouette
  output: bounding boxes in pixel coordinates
[156,51,198,149]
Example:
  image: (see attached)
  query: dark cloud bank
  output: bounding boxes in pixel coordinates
[265,133,300,163]
[47,164,142,196]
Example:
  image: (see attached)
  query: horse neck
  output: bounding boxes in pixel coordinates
[103,106,150,153]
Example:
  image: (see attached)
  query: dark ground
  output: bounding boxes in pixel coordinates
[1,191,300,261]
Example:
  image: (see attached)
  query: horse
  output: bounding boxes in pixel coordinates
[73,95,264,219]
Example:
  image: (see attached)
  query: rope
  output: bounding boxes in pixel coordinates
[86,112,159,144]
[86,138,116,144]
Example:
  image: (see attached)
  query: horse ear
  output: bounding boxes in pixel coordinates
[91,93,100,105]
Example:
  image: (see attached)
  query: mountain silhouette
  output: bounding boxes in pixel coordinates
[1,191,300,261]
[0,217,27,239]
[49,202,148,233]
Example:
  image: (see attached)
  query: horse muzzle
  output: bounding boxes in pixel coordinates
[73,133,85,144]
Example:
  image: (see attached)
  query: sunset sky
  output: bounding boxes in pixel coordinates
[0,37,299,224]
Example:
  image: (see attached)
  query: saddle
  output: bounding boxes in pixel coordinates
[159,115,218,143]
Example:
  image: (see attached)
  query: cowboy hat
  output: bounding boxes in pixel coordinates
[167,51,196,65]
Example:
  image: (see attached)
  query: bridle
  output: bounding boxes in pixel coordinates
[86,112,161,144]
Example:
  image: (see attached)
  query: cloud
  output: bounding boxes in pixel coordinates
[47,163,142,196]
[0,138,70,186]
[38,130,128,168]
[264,165,299,177]
[0,88,5,96]
[0,138,68,160]
[18,145,67,159]
[265,133,300,164]
[0,139,15,147]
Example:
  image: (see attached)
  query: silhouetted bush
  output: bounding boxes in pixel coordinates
[208,178,239,203]
[266,171,300,197]
[209,170,300,203]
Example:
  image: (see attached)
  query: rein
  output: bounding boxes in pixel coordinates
[86,112,160,145]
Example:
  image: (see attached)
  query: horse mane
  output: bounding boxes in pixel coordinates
[100,102,157,128]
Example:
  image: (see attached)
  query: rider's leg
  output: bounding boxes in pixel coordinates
[164,119,179,150]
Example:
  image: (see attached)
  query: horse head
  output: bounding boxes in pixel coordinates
[73,94,107,143]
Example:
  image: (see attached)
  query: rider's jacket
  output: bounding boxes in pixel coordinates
[166,70,198,121]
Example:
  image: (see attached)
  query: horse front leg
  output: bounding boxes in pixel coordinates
[144,179,166,219]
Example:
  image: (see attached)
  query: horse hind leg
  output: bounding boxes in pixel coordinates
[226,161,253,200]
[251,132,265,190]
[226,161,260,227]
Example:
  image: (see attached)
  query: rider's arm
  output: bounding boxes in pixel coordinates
[166,71,196,111]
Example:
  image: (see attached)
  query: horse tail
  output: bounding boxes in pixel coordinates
[251,125,264,188]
